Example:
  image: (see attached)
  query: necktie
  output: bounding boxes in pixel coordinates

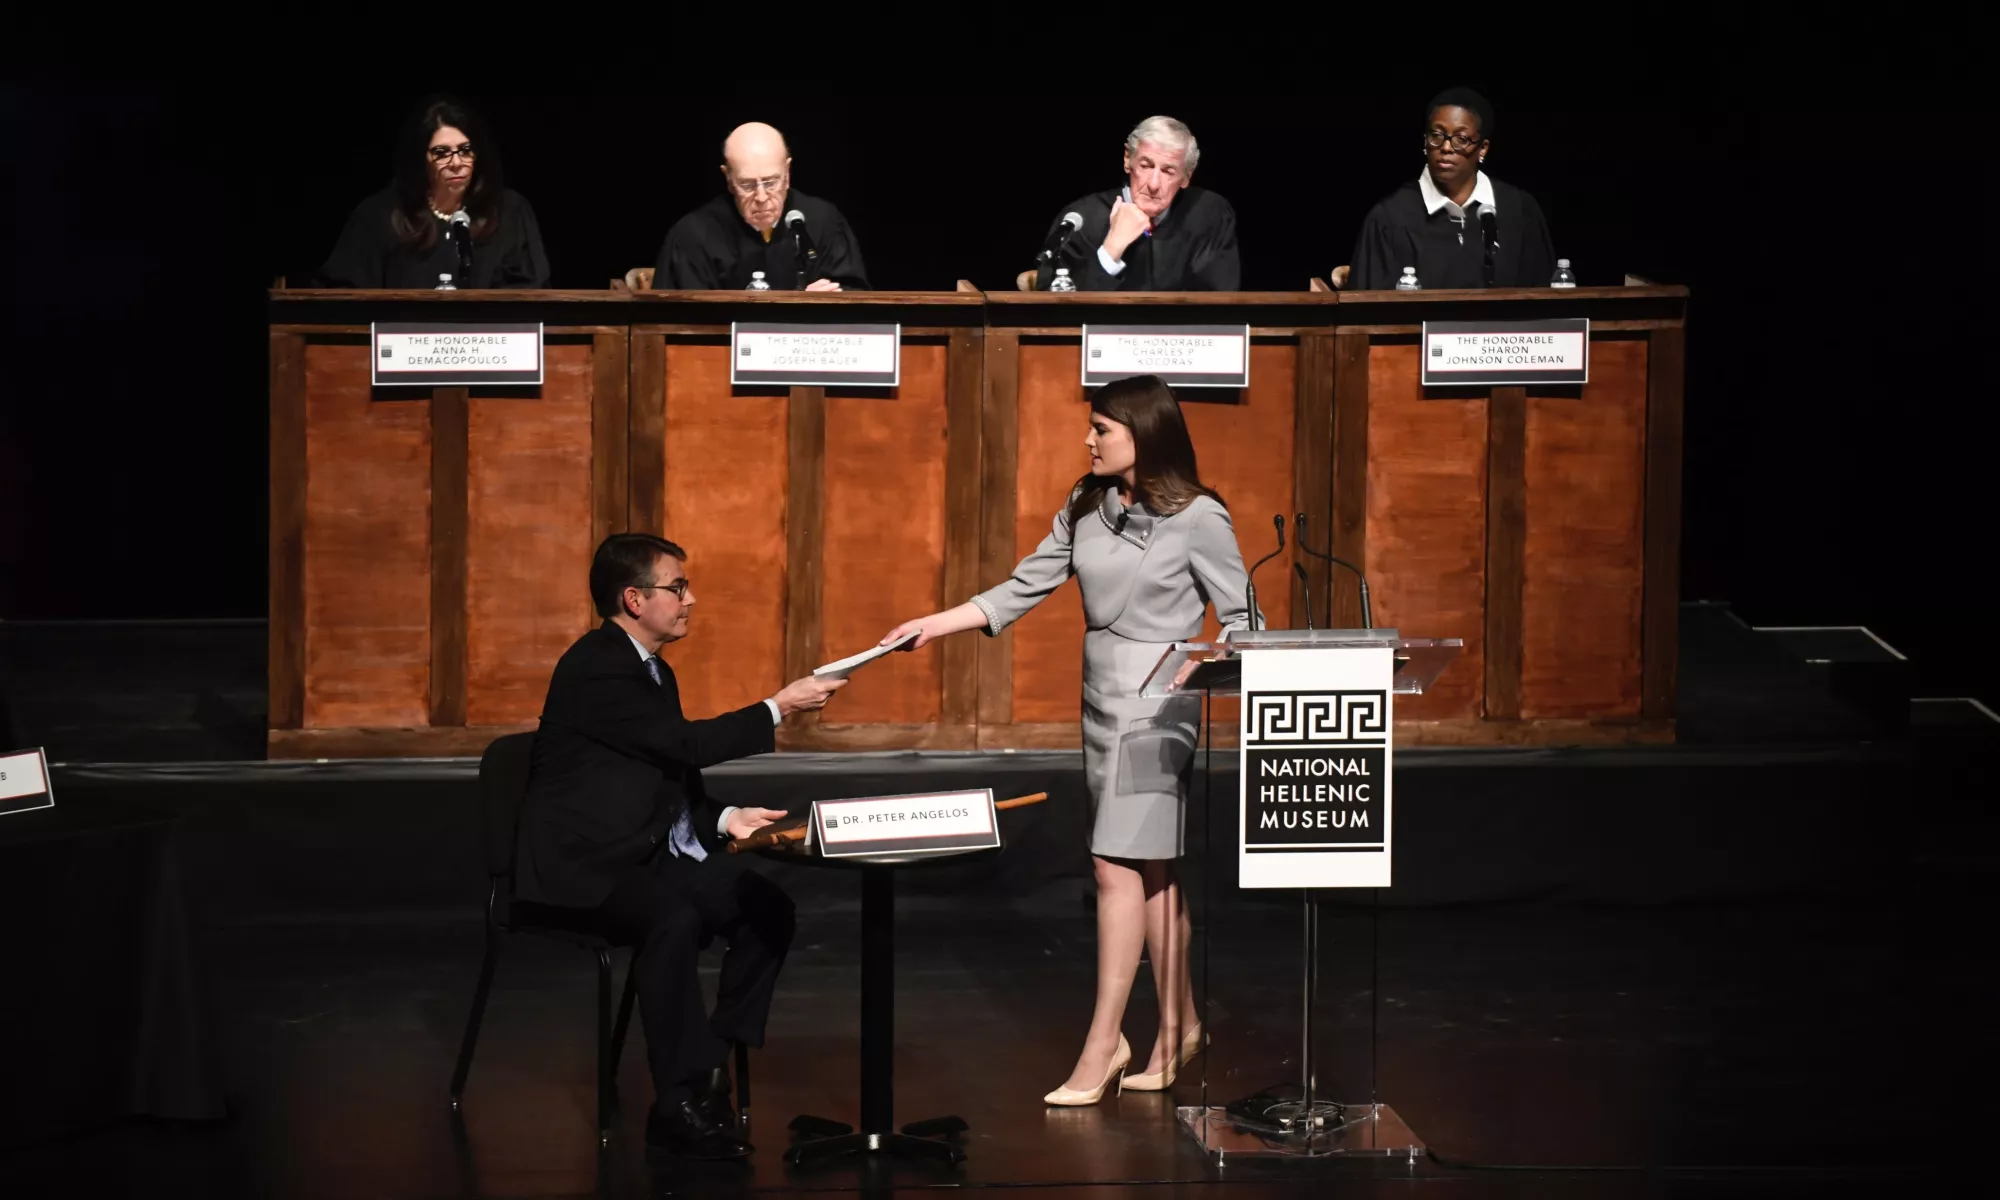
[645,656,707,862]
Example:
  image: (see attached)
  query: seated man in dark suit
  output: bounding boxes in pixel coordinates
[515,533,844,1159]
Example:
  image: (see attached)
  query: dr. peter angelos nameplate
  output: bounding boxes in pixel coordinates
[812,789,999,859]
[731,322,900,386]
[0,747,54,817]
[1082,324,1250,387]
[1239,648,1394,888]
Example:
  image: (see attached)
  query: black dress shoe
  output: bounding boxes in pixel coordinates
[694,1066,739,1130]
[645,1099,753,1160]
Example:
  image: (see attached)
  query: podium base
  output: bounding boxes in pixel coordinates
[1175,1102,1426,1161]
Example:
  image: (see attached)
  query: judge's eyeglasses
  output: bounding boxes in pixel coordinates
[1423,130,1483,153]
[729,174,785,197]
[428,143,477,164]
[634,580,692,599]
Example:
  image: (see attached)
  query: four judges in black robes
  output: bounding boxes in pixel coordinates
[1034,115,1240,292]
[318,97,549,289]
[1349,88,1555,291]
[653,122,869,291]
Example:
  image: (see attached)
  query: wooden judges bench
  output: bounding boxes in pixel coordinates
[267,282,1686,758]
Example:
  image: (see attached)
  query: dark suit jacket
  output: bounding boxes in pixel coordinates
[1033,186,1240,292]
[514,621,776,908]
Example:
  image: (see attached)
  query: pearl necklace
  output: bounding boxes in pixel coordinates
[430,203,463,221]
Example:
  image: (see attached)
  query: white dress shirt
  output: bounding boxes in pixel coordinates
[1417,169,1498,245]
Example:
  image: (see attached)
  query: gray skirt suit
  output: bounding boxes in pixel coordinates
[971,489,1257,860]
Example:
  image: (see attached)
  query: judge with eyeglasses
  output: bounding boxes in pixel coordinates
[1346,87,1556,291]
[652,122,870,291]
[318,95,549,289]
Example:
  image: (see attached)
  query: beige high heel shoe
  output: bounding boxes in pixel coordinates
[1043,1034,1132,1106]
[1122,1022,1204,1092]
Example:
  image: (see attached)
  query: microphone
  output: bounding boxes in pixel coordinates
[448,210,474,279]
[1243,515,1285,634]
[1293,563,1314,631]
[1037,211,1084,263]
[1295,512,1374,630]
[785,209,819,287]
[1478,208,1499,287]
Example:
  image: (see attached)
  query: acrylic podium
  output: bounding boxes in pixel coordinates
[1141,628,1461,1159]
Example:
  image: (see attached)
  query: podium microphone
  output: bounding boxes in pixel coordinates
[1038,211,1085,263]
[1293,563,1314,631]
[448,210,474,279]
[1295,512,1374,630]
[1478,209,1499,288]
[785,209,819,287]
[1244,514,1286,633]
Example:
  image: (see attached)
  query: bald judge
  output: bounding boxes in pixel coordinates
[653,122,870,291]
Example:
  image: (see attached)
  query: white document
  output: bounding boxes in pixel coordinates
[814,632,917,679]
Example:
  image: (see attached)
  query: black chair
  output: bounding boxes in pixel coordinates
[448,732,752,1146]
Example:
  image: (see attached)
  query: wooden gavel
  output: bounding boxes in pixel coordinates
[726,791,1050,854]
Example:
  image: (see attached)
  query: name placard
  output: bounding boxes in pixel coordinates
[1082,324,1250,387]
[812,788,999,858]
[371,322,543,386]
[1421,319,1589,386]
[1239,650,1394,889]
[732,322,900,386]
[0,747,54,817]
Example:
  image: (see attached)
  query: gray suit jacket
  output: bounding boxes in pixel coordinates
[972,489,1257,639]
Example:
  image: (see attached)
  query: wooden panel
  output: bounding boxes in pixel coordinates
[591,329,630,546]
[1010,342,1087,725]
[1641,327,1685,721]
[783,388,827,708]
[1364,342,1485,719]
[627,333,667,535]
[977,331,1020,728]
[1519,339,1648,718]
[821,347,949,725]
[429,386,469,727]
[269,331,306,730]
[940,329,986,727]
[1329,330,1372,631]
[655,342,789,719]
[465,343,596,727]
[1291,331,1336,624]
[1484,386,1526,720]
[302,342,431,729]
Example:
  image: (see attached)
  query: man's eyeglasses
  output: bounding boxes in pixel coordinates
[729,175,785,197]
[428,143,477,164]
[1423,130,1483,153]
[634,580,692,599]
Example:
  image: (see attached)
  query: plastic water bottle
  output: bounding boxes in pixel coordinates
[434,273,456,291]
[1048,267,1076,292]
[1394,266,1420,291]
[746,271,771,291]
[1550,259,1576,289]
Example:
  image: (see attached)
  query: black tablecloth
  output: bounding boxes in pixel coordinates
[0,796,226,1148]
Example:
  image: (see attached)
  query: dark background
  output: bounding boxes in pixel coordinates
[2,59,1992,704]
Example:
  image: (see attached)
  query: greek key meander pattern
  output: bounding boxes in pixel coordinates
[1245,691,1388,743]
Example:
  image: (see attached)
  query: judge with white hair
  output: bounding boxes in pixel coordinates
[1030,115,1240,291]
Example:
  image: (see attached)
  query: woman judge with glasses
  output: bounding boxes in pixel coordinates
[317,96,549,289]
[1347,87,1556,291]
[879,375,1257,1106]
[651,122,869,291]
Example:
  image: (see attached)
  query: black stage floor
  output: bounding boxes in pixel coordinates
[0,604,1993,1197]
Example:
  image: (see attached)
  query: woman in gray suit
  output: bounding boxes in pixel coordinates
[882,374,1256,1105]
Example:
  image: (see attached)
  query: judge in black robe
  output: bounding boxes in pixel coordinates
[653,188,868,291]
[316,96,549,289]
[1032,115,1239,292]
[1348,87,1555,291]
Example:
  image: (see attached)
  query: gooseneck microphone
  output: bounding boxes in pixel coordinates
[1038,211,1084,263]
[1478,208,1499,288]
[1243,514,1286,633]
[1293,563,1314,631]
[785,209,819,287]
[448,210,474,279]
[1294,512,1374,630]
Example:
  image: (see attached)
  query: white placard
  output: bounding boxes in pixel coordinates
[371,322,544,385]
[1081,324,1250,387]
[1420,318,1589,386]
[813,788,998,858]
[1238,648,1394,888]
[0,747,54,816]
[731,323,901,386]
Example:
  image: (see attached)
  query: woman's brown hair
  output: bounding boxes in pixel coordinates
[1065,374,1224,531]
[389,96,505,251]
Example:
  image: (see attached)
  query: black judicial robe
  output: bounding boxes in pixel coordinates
[1348,176,1555,291]
[317,187,550,289]
[1034,186,1240,291]
[653,189,869,290]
